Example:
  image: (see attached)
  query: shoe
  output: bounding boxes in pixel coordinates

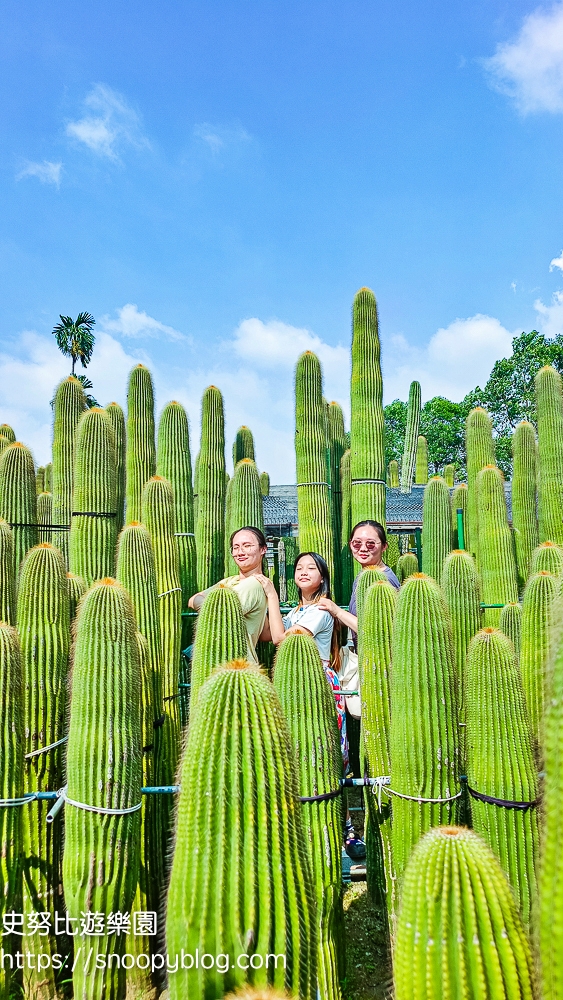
[345,836,366,860]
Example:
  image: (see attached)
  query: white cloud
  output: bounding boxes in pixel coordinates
[100,304,186,342]
[66,84,149,159]
[534,289,563,338]
[483,2,563,113]
[193,123,252,155]
[550,250,563,272]
[16,161,62,187]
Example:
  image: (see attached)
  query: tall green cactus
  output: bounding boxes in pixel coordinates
[190,585,248,702]
[421,476,451,582]
[106,400,126,533]
[441,550,482,753]
[466,407,495,560]
[0,443,37,576]
[400,380,421,494]
[390,574,460,882]
[531,540,563,578]
[451,482,468,548]
[196,386,226,589]
[274,634,343,1000]
[260,471,270,496]
[0,520,15,625]
[350,288,385,526]
[69,407,117,586]
[280,536,299,603]
[466,628,538,926]
[62,578,141,1000]
[66,571,86,622]
[295,352,334,580]
[17,543,69,998]
[396,551,418,583]
[126,364,156,524]
[476,465,518,624]
[224,473,235,574]
[228,458,265,538]
[37,491,52,544]
[44,461,52,493]
[0,435,10,457]
[36,465,45,494]
[394,826,534,1000]
[414,435,428,485]
[232,425,255,466]
[0,425,15,443]
[520,570,557,748]
[0,623,23,1000]
[443,463,455,487]
[340,448,353,602]
[499,602,522,660]
[52,376,86,561]
[512,420,539,587]
[157,400,197,609]
[166,661,316,1000]
[536,364,563,545]
[328,401,346,602]
[387,460,399,487]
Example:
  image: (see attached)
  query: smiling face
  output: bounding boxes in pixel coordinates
[294,554,323,596]
[349,524,387,567]
[231,529,266,573]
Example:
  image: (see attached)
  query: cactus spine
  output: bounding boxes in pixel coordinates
[396,551,418,583]
[400,380,421,493]
[387,459,399,487]
[190,586,248,701]
[394,826,534,1000]
[106,400,126,533]
[414,435,428,485]
[512,420,539,586]
[157,401,197,608]
[274,634,343,1000]
[126,364,156,524]
[260,471,270,496]
[66,571,86,622]
[196,386,226,589]
[0,443,37,575]
[69,407,117,585]
[531,540,563,578]
[0,623,23,1000]
[37,491,52,544]
[520,570,557,747]
[17,544,69,997]
[233,425,255,465]
[390,574,460,881]
[36,465,45,493]
[350,288,386,525]
[52,376,86,561]
[443,463,455,487]
[536,365,563,545]
[0,520,15,624]
[451,482,468,548]
[340,448,353,602]
[466,628,538,926]
[62,579,141,1000]
[500,602,522,660]
[328,401,346,602]
[421,476,451,582]
[476,465,519,625]
[294,352,334,580]
[466,407,495,560]
[166,661,317,1000]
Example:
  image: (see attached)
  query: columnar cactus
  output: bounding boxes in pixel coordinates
[0,435,10,456]
[224,474,235,575]
[36,465,45,494]
[400,380,421,494]
[536,364,563,545]
[421,476,452,583]
[499,602,522,660]
[520,570,557,747]
[0,443,37,575]
[295,352,334,580]
[62,579,141,1000]
[441,550,482,748]
[52,376,86,561]
[166,661,317,1000]
[387,460,399,487]
[196,386,226,589]
[328,401,346,602]
[157,401,197,609]
[260,471,270,496]
[106,400,126,533]
[190,585,248,702]
[414,435,428,485]
[390,574,460,881]
[0,424,15,443]
[476,465,519,625]
[512,420,539,587]
[69,407,117,586]
[350,288,385,526]
[126,364,156,524]
[443,463,455,487]
[232,425,255,466]
[340,448,353,602]
[274,634,343,1000]
[17,544,70,997]
[37,491,52,544]
[44,461,52,493]
[531,540,563,577]
[396,551,418,583]
[193,450,200,528]
[280,536,299,603]
[360,579,397,912]
[394,826,534,1000]
[465,407,495,560]
[66,571,86,622]
[228,458,265,539]
[451,482,468,548]
[0,623,23,1000]
[0,521,15,625]
[466,628,538,926]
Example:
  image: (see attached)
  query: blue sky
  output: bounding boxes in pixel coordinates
[2,1,563,480]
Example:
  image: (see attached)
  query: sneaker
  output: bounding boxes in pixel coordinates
[345,836,366,860]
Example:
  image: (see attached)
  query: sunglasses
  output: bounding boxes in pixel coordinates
[350,539,379,551]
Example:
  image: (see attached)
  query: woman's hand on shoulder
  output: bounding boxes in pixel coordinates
[317,597,340,619]
[254,573,278,599]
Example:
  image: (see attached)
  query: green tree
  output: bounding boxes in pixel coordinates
[420,397,466,475]
[384,399,407,469]
[52,312,96,375]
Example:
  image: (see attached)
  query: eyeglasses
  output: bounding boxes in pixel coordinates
[350,539,378,551]
[232,542,258,553]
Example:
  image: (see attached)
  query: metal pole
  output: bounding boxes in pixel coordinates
[457,508,465,550]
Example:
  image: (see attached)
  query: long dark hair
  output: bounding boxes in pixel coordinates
[350,519,387,546]
[230,525,267,550]
[294,551,341,669]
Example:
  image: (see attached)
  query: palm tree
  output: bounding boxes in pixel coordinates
[51,312,96,374]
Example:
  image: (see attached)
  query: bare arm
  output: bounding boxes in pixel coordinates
[254,574,286,644]
[317,597,358,633]
[188,591,206,610]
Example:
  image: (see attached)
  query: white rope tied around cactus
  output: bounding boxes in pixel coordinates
[382,786,462,805]
[296,482,331,489]
[25,735,68,760]
[174,532,195,537]
[351,478,387,486]
[0,793,37,808]
[50,786,142,822]
[158,587,182,598]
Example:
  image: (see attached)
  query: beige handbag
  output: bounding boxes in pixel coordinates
[338,645,361,720]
